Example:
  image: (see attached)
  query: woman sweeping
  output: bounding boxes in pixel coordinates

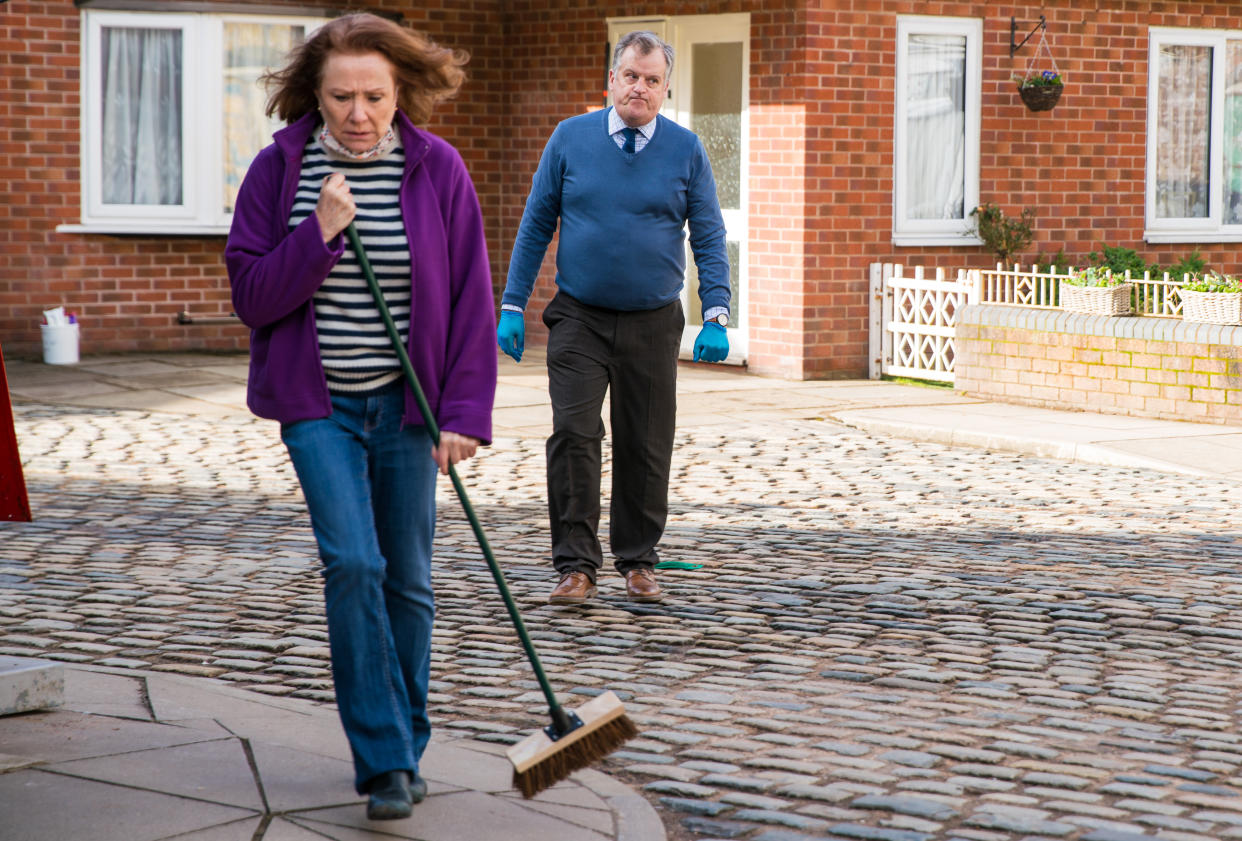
[225,13,496,820]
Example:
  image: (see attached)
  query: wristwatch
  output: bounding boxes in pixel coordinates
[709,313,729,327]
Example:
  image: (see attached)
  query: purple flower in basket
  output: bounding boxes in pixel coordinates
[1016,70,1062,88]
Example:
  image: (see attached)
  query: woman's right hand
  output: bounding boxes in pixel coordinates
[315,172,355,242]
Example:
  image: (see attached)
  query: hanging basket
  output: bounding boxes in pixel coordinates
[1018,83,1063,112]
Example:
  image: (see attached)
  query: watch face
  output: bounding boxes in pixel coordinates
[716,315,729,326]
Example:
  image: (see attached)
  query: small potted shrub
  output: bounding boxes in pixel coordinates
[970,203,1035,264]
[1015,70,1063,112]
[1060,266,1133,316]
[1178,271,1242,325]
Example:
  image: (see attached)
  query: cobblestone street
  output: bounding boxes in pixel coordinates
[6,399,1242,841]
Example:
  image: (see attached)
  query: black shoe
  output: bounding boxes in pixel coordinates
[409,771,428,804]
[365,770,413,820]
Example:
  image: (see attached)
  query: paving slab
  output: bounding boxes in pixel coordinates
[0,708,220,765]
[0,770,259,841]
[415,738,514,793]
[253,820,329,841]
[247,741,360,814]
[76,360,191,378]
[47,737,265,810]
[161,818,268,840]
[61,665,149,719]
[0,656,62,715]
[69,389,246,416]
[0,664,656,841]
[297,788,613,841]
[6,378,129,401]
[831,403,1241,478]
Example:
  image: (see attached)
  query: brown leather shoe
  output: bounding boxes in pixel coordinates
[548,572,596,605]
[624,568,664,602]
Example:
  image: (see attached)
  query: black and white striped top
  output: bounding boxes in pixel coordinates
[289,135,410,394]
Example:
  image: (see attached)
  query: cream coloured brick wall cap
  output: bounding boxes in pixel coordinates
[960,304,1242,347]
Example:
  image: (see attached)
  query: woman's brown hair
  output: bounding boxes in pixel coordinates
[262,13,467,126]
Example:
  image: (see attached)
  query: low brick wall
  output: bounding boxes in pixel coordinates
[955,304,1242,426]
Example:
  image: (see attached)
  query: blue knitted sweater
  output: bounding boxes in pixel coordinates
[503,109,730,314]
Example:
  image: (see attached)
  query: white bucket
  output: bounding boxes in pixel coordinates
[41,323,80,365]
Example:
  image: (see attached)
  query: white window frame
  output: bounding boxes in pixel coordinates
[65,9,321,236]
[1145,27,1242,244]
[893,15,982,247]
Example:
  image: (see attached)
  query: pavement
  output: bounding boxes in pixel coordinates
[0,662,649,841]
[3,348,1242,841]
[4,349,1242,480]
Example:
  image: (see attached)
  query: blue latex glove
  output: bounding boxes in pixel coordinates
[496,310,525,362]
[693,321,729,363]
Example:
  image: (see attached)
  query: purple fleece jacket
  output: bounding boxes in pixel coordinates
[226,111,496,444]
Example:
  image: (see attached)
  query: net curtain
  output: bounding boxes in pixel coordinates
[99,23,302,211]
[101,26,183,205]
[905,33,966,221]
[1156,43,1211,220]
[223,23,303,214]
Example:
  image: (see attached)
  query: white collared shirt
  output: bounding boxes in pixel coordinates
[608,107,656,152]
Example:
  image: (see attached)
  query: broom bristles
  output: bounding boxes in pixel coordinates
[511,713,639,798]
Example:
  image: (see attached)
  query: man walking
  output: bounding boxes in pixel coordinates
[497,30,731,605]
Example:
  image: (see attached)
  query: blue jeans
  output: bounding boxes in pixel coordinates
[281,384,436,793]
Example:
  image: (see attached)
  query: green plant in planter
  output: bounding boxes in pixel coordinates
[970,203,1035,263]
[1014,70,1062,88]
[1065,266,1127,287]
[1036,249,1070,270]
[1086,245,1156,278]
[1167,249,1209,282]
[1182,271,1242,293]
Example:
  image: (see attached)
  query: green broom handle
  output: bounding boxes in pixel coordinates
[345,224,572,734]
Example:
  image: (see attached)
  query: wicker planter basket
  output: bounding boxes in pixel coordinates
[1018,83,1062,112]
[1179,288,1242,325]
[1059,281,1133,316]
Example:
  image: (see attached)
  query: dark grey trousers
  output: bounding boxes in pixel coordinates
[541,291,684,581]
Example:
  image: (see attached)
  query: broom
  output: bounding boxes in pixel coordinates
[345,223,638,798]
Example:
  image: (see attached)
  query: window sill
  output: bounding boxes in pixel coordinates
[892,232,983,248]
[1144,231,1242,245]
[57,223,230,237]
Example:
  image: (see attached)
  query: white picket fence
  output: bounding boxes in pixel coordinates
[869,263,1187,383]
[977,264,1186,318]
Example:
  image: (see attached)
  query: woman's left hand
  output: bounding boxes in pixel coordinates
[432,431,480,475]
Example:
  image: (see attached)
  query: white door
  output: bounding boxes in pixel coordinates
[607,14,750,363]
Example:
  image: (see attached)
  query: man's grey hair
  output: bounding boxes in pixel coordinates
[612,30,674,79]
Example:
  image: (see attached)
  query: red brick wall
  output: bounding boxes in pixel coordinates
[0,0,505,358]
[502,0,1242,380]
[496,1,612,348]
[803,0,1242,379]
[3,1,1241,383]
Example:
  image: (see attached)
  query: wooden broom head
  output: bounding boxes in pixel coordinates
[506,690,639,798]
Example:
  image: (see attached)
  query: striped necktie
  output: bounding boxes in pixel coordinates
[621,127,637,154]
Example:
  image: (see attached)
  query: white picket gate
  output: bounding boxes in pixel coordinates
[869,263,978,383]
[869,261,1187,384]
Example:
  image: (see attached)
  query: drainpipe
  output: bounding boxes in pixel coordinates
[177,311,239,325]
